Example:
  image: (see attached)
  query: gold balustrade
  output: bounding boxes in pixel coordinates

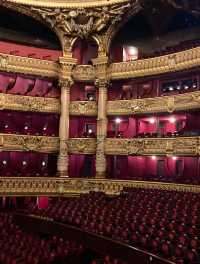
[69,101,97,116]
[68,138,97,154]
[0,177,199,196]
[0,134,59,153]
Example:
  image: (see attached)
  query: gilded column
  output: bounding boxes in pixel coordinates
[93,56,109,178]
[57,56,76,177]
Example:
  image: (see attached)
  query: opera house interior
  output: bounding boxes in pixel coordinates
[0,0,199,263]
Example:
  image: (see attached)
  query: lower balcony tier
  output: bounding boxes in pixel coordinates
[0,177,199,196]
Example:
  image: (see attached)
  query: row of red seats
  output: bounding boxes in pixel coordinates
[27,190,200,263]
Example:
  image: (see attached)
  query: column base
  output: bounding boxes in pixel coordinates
[95,171,106,179]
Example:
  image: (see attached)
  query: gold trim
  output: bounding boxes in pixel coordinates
[107,91,200,115]
[105,137,200,156]
[0,177,199,196]
[0,93,60,113]
[0,134,59,153]
[70,101,97,116]
[6,0,130,8]
[72,65,95,82]
[68,138,96,154]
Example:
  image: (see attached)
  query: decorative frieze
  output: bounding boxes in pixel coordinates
[107,91,200,115]
[70,101,97,116]
[68,138,96,154]
[72,65,95,82]
[105,137,200,156]
[0,52,59,78]
[0,134,59,153]
[0,93,60,113]
[110,47,200,80]
[0,177,199,196]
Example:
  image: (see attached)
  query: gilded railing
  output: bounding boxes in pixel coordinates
[0,93,60,113]
[70,101,97,116]
[110,47,200,80]
[0,53,59,78]
[105,137,200,156]
[68,138,96,154]
[0,177,199,196]
[107,91,200,115]
[0,134,59,153]
[1,47,200,80]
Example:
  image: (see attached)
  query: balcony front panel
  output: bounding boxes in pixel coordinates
[72,65,95,82]
[105,137,199,156]
[0,134,59,153]
[0,53,59,78]
[0,93,60,113]
[107,91,200,115]
[0,177,199,196]
[68,138,96,154]
[110,47,200,80]
[69,101,97,116]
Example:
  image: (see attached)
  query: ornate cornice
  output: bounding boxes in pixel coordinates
[110,47,200,80]
[72,65,95,82]
[0,53,59,78]
[70,101,97,116]
[0,177,199,196]
[105,137,200,156]
[68,138,96,154]
[0,93,60,113]
[0,134,59,153]
[5,0,131,8]
[107,91,200,115]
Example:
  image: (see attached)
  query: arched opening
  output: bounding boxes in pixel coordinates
[109,7,200,62]
[72,37,98,65]
[0,6,62,60]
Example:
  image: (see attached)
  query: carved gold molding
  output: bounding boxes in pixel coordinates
[70,101,97,116]
[110,47,200,80]
[0,53,59,78]
[0,177,199,196]
[107,91,200,115]
[0,134,59,153]
[105,137,200,156]
[0,93,60,113]
[68,138,96,154]
[72,65,95,82]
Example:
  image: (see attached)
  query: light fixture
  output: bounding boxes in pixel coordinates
[129,46,138,56]
[22,161,27,166]
[43,127,47,131]
[169,117,176,123]
[177,85,181,90]
[88,129,93,134]
[151,156,156,160]
[184,85,189,90]
[24,126,28,130]
[4,125,8,129]
[169,86,174,91]
[149,118,155,124]
[2,160,7,165]
[172,156,177,160]
[42,161,46,166]
[115,118,121,124]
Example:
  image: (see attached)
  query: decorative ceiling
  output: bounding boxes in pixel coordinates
[4,0,131,8]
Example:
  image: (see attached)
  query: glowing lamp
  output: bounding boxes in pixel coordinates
[149,118,155,124]
[115,118,121,124]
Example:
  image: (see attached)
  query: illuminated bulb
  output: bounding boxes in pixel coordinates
[177,85,181,90]
[129,46,138,56]
[24,126,28,130]
[42,161,46,166]
[2,160,7,165]
[169,87,174,91]
[88,129,93,134]
[184,85,189,90]
[172,156,177,160]
[169,117,176,123]
[115,118,121,124]
[149,118,155,124]
[4,125,8,129]
[22,161,27,166]
[43,127,47,131]
[151,156,156,160]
